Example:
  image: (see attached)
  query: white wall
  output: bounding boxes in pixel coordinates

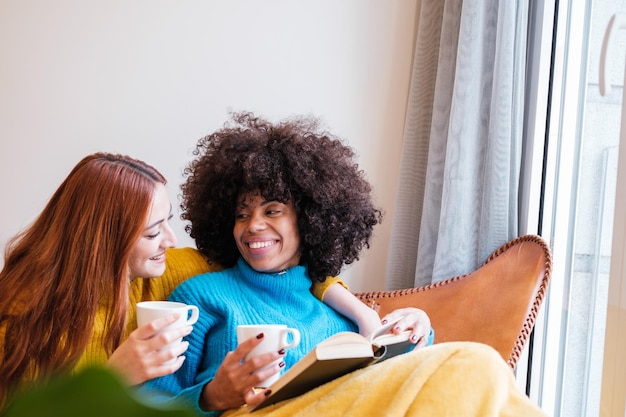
[0,0,419,292]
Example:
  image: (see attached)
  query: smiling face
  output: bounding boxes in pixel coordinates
[128,183,177,279]
[233,192,301,273]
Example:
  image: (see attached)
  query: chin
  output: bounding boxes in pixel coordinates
[144,265,167,279]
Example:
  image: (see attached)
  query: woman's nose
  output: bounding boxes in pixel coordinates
[247,212,267,232]
[163,223,178,248]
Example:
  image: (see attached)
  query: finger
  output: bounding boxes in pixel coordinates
[392,308,429,328]
[408,323,431,348]
[144,325,193,352]
[221,350,246,370]
[166,340,190,359]
[380,312,403,326]
[146,355,187,380]
[245,388,273,407]
[390,316,413,334]
[416,325,432,348]
[233,332,266,362]
[149,340,190,369]
[133,314,180,339]
[247,359,285,389]
[240,349,286,379]
[162,325,194,342]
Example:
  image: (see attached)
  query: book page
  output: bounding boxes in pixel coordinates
[367,318,414,359]
[372,331,412,346]
[367,317,411,346]
[315,332,373,360]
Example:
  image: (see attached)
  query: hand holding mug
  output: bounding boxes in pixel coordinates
[107,311,195,385]
[136,301,199,365]
[201,329,291,411]
[236,324,300,388]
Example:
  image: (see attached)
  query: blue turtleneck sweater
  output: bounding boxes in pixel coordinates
[139,258,358,415]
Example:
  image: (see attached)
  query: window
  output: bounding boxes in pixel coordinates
[524,1,626,416]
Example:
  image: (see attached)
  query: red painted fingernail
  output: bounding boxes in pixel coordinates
[279,361,286,368]
[278,349,286,355]
[265,390,272,396]
[381,319,388,324]
[256,333,264,339]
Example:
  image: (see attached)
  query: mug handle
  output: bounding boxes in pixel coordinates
[185,306,200,325]
[280,328,300,349]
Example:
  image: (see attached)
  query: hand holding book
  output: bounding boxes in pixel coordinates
[250,316,435,411]
[379,306,433,349]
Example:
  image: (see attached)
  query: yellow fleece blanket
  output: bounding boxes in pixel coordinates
[224,342,547,417]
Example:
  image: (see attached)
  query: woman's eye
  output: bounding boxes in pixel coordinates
[146,231,160,239]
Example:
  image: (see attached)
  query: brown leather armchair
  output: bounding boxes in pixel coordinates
[354,234,552,370]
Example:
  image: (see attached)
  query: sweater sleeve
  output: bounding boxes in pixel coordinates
[311,276,349,301]
[136,276,223,417]
[139,382,217,417]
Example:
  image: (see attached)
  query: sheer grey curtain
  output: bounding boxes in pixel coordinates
[385,0,528,289]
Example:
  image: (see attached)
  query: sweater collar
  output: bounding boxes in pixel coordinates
[235,257,311,293]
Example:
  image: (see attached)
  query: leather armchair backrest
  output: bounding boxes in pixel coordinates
[354,235,552,370]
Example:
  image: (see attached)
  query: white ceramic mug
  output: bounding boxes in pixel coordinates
[236,324,301,387]
[136,301,199,364]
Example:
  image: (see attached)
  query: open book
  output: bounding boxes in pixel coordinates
[250,319,421,411]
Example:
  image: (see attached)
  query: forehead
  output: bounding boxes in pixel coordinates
[236,191,292,208]
[237,190,262,205]
[145,183,170,223]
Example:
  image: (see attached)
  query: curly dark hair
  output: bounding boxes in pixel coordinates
[181,112,383,282]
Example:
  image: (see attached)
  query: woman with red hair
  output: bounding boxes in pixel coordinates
[0,153,187,406]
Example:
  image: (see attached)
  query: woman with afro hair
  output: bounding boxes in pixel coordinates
[139,112,546,417]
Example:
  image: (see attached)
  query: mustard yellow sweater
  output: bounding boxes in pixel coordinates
[76,247,343,370]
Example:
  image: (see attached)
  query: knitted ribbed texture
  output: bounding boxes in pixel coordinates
[75,248,341,374]
[139,258,358,416]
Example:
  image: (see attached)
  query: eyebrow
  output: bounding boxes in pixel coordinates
[144,204,173,230]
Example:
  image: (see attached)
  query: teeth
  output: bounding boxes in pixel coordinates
[249,241,275,249]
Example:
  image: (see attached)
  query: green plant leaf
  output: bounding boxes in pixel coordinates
[3,366,197,417]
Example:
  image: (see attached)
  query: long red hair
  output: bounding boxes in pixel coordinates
[0,153,166,405]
